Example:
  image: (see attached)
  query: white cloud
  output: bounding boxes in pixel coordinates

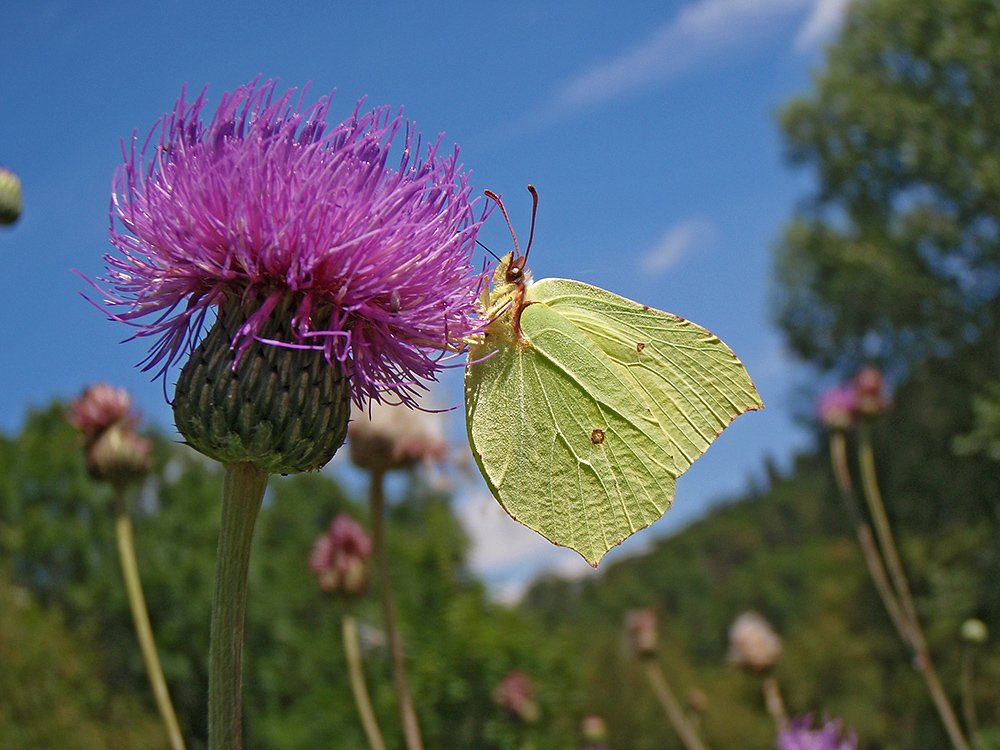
[529,0,810,125]
[455,493,595,601]
[639,218,716,276]
[795,0,851,51]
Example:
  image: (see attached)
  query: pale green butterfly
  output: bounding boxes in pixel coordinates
[465,186,763,566]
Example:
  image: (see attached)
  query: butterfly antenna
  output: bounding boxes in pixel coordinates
[524,184,539,264]
[484,189,522,258]
[476,239,502,263]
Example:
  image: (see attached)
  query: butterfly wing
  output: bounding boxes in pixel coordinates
[528,278,763,475]
[466,299,678,566]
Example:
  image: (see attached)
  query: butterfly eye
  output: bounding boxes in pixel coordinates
[506,257,526,285]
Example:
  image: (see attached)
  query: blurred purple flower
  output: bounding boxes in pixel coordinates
[309,513,373,596]
[817,385,857,431]
[92,78,486,407]
[777,715,856,750]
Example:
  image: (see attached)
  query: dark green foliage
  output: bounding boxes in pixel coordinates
[0,406,580,749]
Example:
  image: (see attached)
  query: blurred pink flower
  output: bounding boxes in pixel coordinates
[817,385,857,431]
[495,670,539,724]
[68,382,136,443]
[853,366,890,417]
[309,513,372,596]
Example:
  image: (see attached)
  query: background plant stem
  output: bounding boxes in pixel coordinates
[113,486,187,750]
[761,674,787,733]
[642,660,710,750]
[369,469,424,750]
[208,463,268,750]
[342,613,387,750]
[856,427,970,750]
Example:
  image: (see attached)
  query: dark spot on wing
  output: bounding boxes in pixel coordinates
[636,342,646,353]
[591,428,605,445]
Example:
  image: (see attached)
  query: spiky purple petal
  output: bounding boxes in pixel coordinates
[94,79,486,407]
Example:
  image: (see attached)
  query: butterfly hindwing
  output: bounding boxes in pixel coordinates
[466,298,677,566]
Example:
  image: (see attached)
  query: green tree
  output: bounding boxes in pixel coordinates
[776,0,1000,372]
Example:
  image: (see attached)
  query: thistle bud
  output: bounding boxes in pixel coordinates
[494,670,540,724]
[348,398,446,473]
[86,422,153,488]
[309,514,372,598]
[853,366,890,417]
[69,383,151,489]
[0,165,22,225]
[626,608,659,658]
[960,618,988,645]
[727,611,782,673]
[581,714,608,743]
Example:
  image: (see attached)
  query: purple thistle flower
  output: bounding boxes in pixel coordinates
[93,78,486,408]
[777,715,857,750]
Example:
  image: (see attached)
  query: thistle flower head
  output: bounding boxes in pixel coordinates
[625,608,659,658]
[68,383,152,487]
[853,366,890,417]
[309,513,372,596]
[95,78,486,409]
[68,382,137,442]
[494,670,540,724]
[728,610,782,673]
[348,398,447,473]
[817,385,856,431]
[777,715,857,750]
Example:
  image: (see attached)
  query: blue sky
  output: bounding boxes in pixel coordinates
[0,0,848,595]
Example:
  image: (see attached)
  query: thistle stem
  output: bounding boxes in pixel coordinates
[829,433,913,644]
[855,426,970,750]
[642,661,710,750]
[342,613,388,750]
[208,463,269,750]
[369,469,424,750]
[761,674,788,733]
[113,487,187,750]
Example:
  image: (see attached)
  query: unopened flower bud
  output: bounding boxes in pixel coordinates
[687,688,708,715]
[309,513,372,597]
[626,608,658,658]
[960,618,988,645]
[0,166,22,225]
[495,670,540,724]
[817,385,856,431]
[581,714,608,742]
[728,611,782,673]
[853,366,890,417]
[85,422,153,487]
[348,399,446,473]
